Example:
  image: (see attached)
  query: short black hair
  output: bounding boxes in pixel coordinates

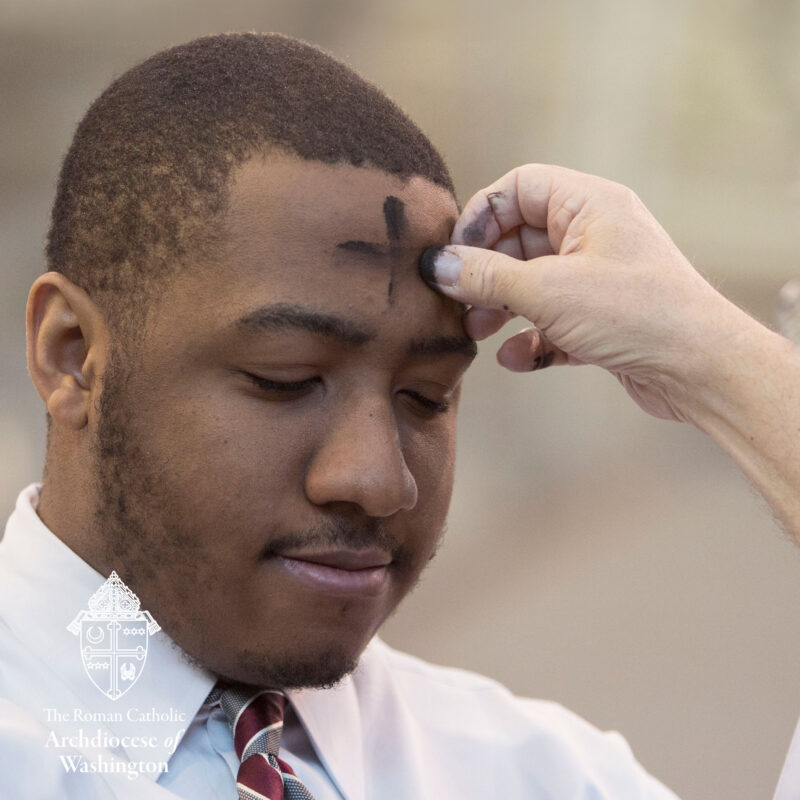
[46,32,454,343]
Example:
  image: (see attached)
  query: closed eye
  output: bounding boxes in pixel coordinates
[245,373,322,395]
[401,390,452,415]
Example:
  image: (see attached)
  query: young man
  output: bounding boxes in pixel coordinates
[0,33,677,797]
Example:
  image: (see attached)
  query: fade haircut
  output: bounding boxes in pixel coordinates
[45,32,454,348]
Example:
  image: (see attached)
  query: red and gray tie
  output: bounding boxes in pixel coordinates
[207,683,316,800]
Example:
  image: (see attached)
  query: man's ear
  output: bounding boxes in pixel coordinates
[26,272,109,431]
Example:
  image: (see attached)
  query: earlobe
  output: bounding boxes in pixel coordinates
[26,272,107,431]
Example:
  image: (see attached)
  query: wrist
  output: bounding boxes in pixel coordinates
[665,305,800,534]
[683,317,790,431]
[656,294,779,429]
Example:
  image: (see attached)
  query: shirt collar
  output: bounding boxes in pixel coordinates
[0,483,217,777]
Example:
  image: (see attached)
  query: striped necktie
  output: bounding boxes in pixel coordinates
[207,682,316,800]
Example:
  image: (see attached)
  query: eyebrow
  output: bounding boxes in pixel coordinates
[233,303,477,361]
[234,303,375,345]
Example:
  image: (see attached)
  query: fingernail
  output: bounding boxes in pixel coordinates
[419,245,462,287]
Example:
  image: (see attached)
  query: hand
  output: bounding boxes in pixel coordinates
[419,164,758,422]
[419,162,800,539]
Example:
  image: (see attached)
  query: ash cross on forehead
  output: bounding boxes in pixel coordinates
[336,195,409,304]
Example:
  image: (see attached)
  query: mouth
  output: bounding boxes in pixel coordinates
[271,548,392,596]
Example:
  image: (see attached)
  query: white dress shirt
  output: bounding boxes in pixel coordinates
[0,482,682,799]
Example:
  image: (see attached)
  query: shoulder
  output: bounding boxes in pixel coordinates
[362,637,613,736]
[355,638,679,798]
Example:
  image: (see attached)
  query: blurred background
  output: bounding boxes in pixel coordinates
[2,1,800,797]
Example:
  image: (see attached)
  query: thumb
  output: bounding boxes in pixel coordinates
[419,244,549,318]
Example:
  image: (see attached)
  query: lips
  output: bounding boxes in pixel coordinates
[272,548,392,596]
[281,548,391,570]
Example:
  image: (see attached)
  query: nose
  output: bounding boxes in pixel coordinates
[304,393,418,518]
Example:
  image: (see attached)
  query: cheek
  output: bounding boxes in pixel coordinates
[141,383,315,525]
[404,422,457,524]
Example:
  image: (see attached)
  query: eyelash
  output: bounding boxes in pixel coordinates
[405,392,451,415]
[247,374,321,393]
[244,374,451,415]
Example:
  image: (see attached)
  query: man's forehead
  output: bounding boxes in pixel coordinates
[210,154,459,312]
[138,153,468,363]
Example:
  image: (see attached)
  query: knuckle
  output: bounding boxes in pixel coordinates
[469,254,521,306]
[613,182,644,211]
[623,185,643,207]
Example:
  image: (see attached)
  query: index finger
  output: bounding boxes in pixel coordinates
[451,163,604,252]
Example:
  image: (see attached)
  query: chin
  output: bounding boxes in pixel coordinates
[223,641,363,690]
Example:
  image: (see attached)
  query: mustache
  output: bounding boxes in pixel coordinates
[261,517,410,568]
